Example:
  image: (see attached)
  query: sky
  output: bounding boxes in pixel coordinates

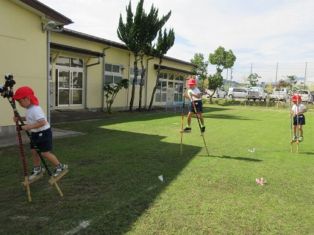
[39,0,314,83]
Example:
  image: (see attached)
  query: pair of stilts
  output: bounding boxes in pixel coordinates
[179,97,209,156]
[7,96,68,202]
[290,97,303,154]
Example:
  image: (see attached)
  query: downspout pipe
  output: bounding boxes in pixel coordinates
[47,30,51,122]
[102,47,110,111]
[42,20,63,123]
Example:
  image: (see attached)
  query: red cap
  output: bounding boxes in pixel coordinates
[13,86,39,105]
[187,78,196,86]
[291,94,302,103]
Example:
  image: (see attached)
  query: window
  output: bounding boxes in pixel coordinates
[56,57,83,68]
[104,63,124,85]
[130,67,145,85]
[155,72,184,103]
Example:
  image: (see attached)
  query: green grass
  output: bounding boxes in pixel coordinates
[0,105,314,234]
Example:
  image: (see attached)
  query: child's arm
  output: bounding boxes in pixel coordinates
[13,116,26,122]
[298,106,307,114]
[191,93,202,99]
[21,119,47,131]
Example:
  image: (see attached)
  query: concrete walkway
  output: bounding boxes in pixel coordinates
[0,109,106,148]
[0,128,84,148]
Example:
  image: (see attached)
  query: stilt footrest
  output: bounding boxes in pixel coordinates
[48,169,69,185]
[21,171,45,186]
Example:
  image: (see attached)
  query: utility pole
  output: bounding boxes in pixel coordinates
[250,63,253,74]
[304,62,307,89]
[275,62,278,84]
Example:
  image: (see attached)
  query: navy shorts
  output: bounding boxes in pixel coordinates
[189,100,203,113]
[293,115,305,125]
[30,128,53,152]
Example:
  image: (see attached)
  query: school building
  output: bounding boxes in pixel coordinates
[0,0,194,137]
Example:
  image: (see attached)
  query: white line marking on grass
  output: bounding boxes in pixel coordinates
[158,175,164,182]
[10,216,49,222]
[65,184,159,233]
[64,220,91,235]
[10,215,29,220]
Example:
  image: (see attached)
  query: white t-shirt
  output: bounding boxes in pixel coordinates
[187,87,202,101]
[25,105,50,132]
[291,103,307,115]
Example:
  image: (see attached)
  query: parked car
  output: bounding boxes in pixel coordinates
[247,87,267,101]
[310,91,314,103]
[297,90,312,103]
[269,88,289,102]
[227,87,248,99]
[204,88,227,98]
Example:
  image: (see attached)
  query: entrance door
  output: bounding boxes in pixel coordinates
[56,69,84,107]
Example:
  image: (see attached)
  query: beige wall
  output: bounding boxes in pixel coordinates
[0,0,194,131]
[0,0,47,127]
[51,32,194,111]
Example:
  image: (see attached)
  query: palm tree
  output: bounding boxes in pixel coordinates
[118,0,171,111]
[137,6,171,110]
[148,28,175,110]
[117,1,143,111]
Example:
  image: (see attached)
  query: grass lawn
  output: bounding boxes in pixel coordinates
[0,105,314,234]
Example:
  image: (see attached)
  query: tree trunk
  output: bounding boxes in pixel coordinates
[129,56,138,111]
[148,58,162,110]
[138,56,145,111]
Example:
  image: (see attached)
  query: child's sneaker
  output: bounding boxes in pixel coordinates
[53,164,68,177]
[292,136,297,142]
[298,136,303,142]
[183,127,191,133]
[29,166,44,181]
[201,126,205,133]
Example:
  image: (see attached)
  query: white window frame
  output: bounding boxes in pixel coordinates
[104,63,124,85]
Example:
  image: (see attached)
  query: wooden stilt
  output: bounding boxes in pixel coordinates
[53,182,64,197]
[21,171,45,186]
[48,169,69,185]
[290,140,299,153]
[23,176,32,202]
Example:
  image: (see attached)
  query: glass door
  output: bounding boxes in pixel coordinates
[56,69,84,107]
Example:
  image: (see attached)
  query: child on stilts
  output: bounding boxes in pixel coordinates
[13,86,68,180]
[183,76,205,133]
[290,94,307,142]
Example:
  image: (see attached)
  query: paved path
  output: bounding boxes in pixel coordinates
[0,128,83,148]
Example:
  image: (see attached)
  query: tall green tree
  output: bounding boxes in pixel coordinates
[190,53,208,91]
[117,0,143,111]
[208,46,236,102]
[286,75,297,91]
[137,5,171,111]
[247,73,260,87]
[148,28,175,110]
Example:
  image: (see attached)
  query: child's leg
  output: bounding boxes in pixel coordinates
[31,149,41,167]
[299,125,303,137]
[293,125,297,136]
[41,151,60,167]
[198,112,204,126]
[187,112,192,126]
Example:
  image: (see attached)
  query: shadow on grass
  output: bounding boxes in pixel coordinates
[0,124,201,234]
[302,152,314,155]
[202,113,254,121]
[51,106,231,126]
[199,154,262,162]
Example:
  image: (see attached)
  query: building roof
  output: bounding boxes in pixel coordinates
[61,28,195,67]
[14,0,73,25]
[154,64,194,75]
[14,0,193,67]
[51,43,104,57]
